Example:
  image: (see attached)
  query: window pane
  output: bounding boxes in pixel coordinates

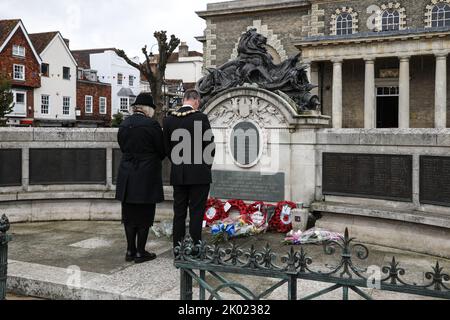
[16,93,25,104]
[63,67,70,80]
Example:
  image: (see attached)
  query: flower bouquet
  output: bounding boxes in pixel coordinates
[284,228,343,245]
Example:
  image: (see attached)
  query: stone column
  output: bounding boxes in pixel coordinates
[310,62,319,96]
[435,54,448,129]
[305,61,320,96]
[22,147,29,192]
[399,56,411,129]
[332,59,343,128]
[364,58,376,129]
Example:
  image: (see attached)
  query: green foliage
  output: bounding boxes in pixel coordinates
[111,112,124,127]
[0,75,14,123]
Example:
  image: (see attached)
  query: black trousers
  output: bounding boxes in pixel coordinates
[172,184,210,248]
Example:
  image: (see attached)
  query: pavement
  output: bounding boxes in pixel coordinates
[5,221,450,300]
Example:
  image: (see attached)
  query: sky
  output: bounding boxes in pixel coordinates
[0,0,225,59]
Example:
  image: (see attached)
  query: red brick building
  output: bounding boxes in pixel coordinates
[0,19,41,125]
[75,77,112,127]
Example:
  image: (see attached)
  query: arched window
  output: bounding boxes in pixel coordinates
[431,2,450,27]
[330,7,358,36]
[336,13,353,35]
[382,9,401,31]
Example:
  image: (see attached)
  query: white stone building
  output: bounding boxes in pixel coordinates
[72,48,141,117]
[30,32,77,126]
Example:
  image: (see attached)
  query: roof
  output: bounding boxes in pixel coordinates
[197,0,308,18]
[29,32,58,54]
[0,19,42,64]
[71,48,117,69]
[0,19,20,47]
[150,51,203,64]
[117,87,136,97]
[169,51,203,63]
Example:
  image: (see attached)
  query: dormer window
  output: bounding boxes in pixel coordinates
[12,45,25,57]
[330,7,358,36]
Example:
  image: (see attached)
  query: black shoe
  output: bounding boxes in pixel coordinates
[125,251,136,262]
[135,251,157,264]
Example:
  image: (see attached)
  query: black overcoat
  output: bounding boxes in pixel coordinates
[115,113,165,204]
[163,106,216,186]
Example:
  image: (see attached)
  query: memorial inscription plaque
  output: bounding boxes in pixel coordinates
[0,149,22,187]
[112,149,122,185]
[210,170,285,202]
[323,153,413,202]
[30,149,106,185]
[420,156,450,207]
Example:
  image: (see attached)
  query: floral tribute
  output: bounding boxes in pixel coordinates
[210,200,268,244]
[203,198,226,227]
[268,201,297,234]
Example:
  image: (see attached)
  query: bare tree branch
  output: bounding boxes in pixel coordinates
[117,30,180,123]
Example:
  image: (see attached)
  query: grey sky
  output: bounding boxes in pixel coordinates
[0,0,224,59]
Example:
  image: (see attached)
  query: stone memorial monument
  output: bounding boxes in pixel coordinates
[197,29,330,204]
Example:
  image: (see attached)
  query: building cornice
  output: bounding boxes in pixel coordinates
[295,29,450,48]
[196,1,310,19]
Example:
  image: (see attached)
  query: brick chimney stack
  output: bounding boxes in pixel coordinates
[179,42,189,58]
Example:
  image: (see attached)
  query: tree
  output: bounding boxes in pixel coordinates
[0,75,14,126]
[111,112,124,128]
[117,31,180,123]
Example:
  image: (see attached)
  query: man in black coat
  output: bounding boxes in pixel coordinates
[116,93,165,264]
[163,89,215,248]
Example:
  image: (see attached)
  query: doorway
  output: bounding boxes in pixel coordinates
[376,86,399,128]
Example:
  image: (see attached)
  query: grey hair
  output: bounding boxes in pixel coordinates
[183,89,200,101]
[133,105,155,118]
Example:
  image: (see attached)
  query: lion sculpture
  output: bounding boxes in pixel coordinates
[197,29,320,112]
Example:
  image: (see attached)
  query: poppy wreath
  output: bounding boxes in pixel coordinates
[203,198,226,227]
[224,199,248,219]
[245,201,267,227]
[269,201,297,233]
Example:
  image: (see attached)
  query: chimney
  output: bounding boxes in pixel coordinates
[179,42,189,58]
[63,38,70,48]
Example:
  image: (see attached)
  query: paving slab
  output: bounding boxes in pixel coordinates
[5,221,450,300]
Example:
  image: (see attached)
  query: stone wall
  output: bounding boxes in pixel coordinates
[0,128,174,223]
[317,0,433,36]
[207,8,309,67]
[410,55,436,128]
[342,60,365,128]
[1,128,449,236]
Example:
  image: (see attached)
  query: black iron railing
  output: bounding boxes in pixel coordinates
[174,229,450,300]
[0,214,11,300]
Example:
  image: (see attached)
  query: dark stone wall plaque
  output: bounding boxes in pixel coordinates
[0,149,22,187]
[323,153,413,202]
[210,170,285,202]
[30,149,106,185]
[112,149,122,185]
[420,156,450,207]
